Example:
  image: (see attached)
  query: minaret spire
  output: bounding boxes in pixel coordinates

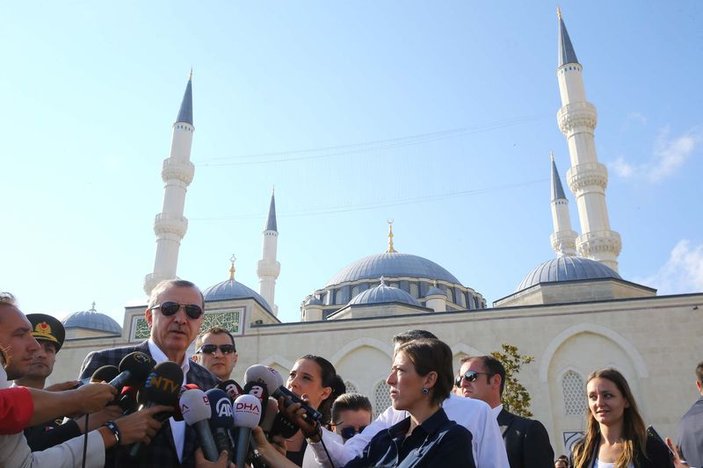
[386,220,397,253]
[257,189,280,315]
[556,10,621,271]
[549,153,577,257]
[144,73,196,294]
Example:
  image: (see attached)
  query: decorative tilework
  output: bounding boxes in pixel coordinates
[201,310,242,335]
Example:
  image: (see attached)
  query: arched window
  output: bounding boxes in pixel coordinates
[373,381,392,418]
[562,370,587,416]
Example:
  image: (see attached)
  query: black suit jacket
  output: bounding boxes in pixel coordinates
[497,408,554,468]
[678,397,703,467]
[79,341,219,468]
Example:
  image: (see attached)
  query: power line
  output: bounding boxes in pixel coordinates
[191,179,546,222]
[198,115,545,167]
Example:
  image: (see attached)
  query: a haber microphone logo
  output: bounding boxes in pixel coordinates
[216,398,233,417]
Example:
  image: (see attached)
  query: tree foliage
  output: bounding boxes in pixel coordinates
[491,343,534,417]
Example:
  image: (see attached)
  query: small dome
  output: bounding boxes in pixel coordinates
[326,252,461,287]
[304,295,323,306]
[63,309,121,335]
[426,286,446,297]
[203,279,273,314]
[516,256,622,291]
[348,282,421,307]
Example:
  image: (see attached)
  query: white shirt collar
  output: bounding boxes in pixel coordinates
[147,338,190,381]
[491,403,503,418]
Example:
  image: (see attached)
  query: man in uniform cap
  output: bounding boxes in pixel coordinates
[15,313,122,451]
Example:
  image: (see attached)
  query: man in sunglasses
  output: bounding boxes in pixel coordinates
[79,279,219,467]
[457,355,554,468]
[191,327,238,381]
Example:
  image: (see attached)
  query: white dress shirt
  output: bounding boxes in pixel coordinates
[147,339,190,463]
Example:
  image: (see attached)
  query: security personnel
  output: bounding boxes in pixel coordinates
[15,313,121,451]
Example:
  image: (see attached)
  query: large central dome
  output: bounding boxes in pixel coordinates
[325,252,460,287]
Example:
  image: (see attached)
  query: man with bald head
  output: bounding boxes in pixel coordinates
[80,279,219,467]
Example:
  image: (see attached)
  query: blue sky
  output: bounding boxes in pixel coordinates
[2,1,702,326]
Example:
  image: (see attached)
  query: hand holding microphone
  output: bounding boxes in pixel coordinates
[109,351,156,389]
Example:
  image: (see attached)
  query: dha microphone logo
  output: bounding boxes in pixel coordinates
[235,401,261,416]
[216,398,233,417]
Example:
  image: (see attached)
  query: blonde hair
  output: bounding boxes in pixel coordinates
[572,368,647,468]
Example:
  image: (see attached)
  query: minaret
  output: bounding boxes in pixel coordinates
[257,190,280,315]
[556,9,621,271]
[144,72,196,294]
[549,153,577,257]
[386,220,397,253]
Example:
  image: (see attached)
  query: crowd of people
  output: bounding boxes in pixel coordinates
[1,279,701,468]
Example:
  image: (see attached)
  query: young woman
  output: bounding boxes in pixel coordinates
[344,338,475,467]
[282,355,345,467]
[571,368,673,468]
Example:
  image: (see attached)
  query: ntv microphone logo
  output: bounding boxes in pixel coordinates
[216,398,233,417]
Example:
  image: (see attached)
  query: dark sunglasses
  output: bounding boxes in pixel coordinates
[196,344,236,355]
[455,370,492,388]
[151,301,204,320]
[340,425,367,441]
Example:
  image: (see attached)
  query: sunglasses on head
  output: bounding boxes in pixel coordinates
[197,344,236,355]
[340,425,367,441]
[455,370,492,388]
[151,301,204,320]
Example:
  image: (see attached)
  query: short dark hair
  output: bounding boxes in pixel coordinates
[195,327,235,350]
[696,361,703,383]
[392,329,437,345]
[331,393,373,424]
[396,338,453,406]
[462,355,506,396]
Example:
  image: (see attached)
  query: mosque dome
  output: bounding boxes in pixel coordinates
[63,304,122,335]
[204,279,273,313]
[516,256,621,291]
[348,280,422,307]
[326,252,460,287]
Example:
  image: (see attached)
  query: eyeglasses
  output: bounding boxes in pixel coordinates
[339,425,367,441]
[196,344,236,355]
[151,301,204,320]
[455,370,492,388]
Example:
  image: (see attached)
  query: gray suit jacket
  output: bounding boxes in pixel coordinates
[497,408,554,468]
[678,396,703,467]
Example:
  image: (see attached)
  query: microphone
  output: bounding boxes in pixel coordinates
[272,386,322,423]
[233,394,262,468]
[205,389,234,460]
[109,351,156,389]
[128,361,183,458]
[118,385,138,414]
[74,365,121,387]
[243,365,282,425]
[259,397,278,434]
[217,379,244,401]
[180,389,219,462]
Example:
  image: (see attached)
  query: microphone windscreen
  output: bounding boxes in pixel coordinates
[205,389,234,427]
[233,394,261,429]
[217,379,243,401]
[243,365,280,394]
[260,397,278,432]
[91,365,120,383]
[142,361,184,405]
[179,389,211,425]
[117,351,156,384]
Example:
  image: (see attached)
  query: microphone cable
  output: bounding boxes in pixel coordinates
[81,413,89,468]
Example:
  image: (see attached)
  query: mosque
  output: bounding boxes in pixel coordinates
[52,11,702,455]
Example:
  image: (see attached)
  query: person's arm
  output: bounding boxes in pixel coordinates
[523,420,554,468]
[0,386,33,434]
[27,383,116,425]
[252,426,299,468]
[2,429,107,468]
[25,419,82,451]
